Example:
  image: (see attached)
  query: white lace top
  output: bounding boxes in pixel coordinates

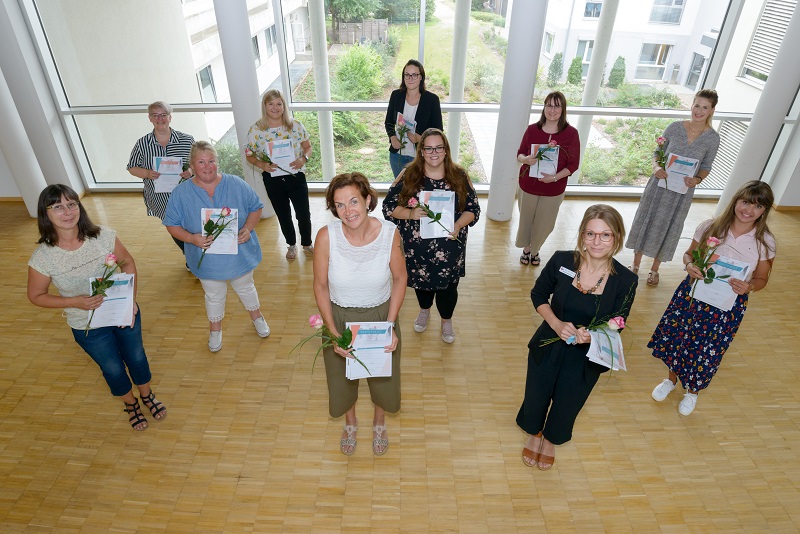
[328,218,396,308]
[28,227,117,330]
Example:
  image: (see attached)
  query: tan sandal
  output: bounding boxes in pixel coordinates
[372,424,389,456]
[628,264,640,275]
[341,418,358,456]
[646,270,659,286]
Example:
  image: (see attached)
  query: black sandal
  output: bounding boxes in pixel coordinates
[141,391,167,421]
[531,253,541,266]
[520,250,532,265]
[123,399,148,431]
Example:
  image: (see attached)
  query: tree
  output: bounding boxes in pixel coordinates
[608,56,626,88]
[547,52,563,86]
[567,56,583,85]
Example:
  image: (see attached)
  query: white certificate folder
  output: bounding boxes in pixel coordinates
[344,321,394,380]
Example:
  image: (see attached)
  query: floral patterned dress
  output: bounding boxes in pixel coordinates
[382,176,480,290]
[648,277,747,392]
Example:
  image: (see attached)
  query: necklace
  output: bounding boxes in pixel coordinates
[576,269,607,294]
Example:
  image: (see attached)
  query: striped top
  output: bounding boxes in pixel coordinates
[127,129,195,220]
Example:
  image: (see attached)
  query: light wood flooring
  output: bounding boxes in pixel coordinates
[1,192,799,533]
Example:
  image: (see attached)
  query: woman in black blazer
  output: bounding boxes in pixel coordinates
[384,59,443,178]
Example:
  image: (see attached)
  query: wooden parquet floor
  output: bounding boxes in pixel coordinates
[1,192,799,533]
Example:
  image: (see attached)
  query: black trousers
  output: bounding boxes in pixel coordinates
[414,280,459,319]
[262,171,312,247]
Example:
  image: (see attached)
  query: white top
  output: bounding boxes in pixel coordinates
[400,101,419,158]
[694,219,776,277]
[328,218,396,308]
[28,227,117,329]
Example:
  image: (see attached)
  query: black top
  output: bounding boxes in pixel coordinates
[384,89,443,153]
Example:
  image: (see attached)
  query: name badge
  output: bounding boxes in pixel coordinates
[559,266,576,278]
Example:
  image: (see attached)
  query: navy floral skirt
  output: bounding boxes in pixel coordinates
[648,277,748,392]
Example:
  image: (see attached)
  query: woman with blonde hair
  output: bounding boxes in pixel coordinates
[245,89,313,261]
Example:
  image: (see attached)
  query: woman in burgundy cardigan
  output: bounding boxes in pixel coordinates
[384,59,443,178]
[515,91,581,267]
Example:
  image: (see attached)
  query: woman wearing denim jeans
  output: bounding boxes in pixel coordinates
[27,184,166,431]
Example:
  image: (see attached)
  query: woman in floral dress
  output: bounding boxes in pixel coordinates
[382,128,480,344]
[649,181,776,416]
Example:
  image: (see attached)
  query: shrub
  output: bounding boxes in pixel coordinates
[332,111,369,145]
[472,11,505,26]
[426,68,450,94]
[482,27,507,58]
[608,56,625,88]
[386,26,401,56]
[547,52,563,86]
[332,45,384,101]
[567,56,583,85]
[610,84,682,108]
[212,141,244,178]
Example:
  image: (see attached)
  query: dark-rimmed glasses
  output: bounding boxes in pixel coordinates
[584,230,614,242]
[422,146,445,154]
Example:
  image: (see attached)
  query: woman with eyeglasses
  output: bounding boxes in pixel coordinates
[127,101,195,267]
[382,128,480,344]
[515,91,581,268]
[648,181,775,416]
[246,89,314,261]
[516,204,638,470]
[27,184,167,431]
[626,89,720,287]
[384,59,443,178]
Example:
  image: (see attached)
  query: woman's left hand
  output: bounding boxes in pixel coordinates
[447,227,460,240]
[384,330,399,352]
[575,327,591,344]
[289,157,305,170]
[728,278,752,296]
[539,172,558,183]
[237,226,251,244]
[123,302,139,329]
[684,176,702,188]
[407,131,419,144]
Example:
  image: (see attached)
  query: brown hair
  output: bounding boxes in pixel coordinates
[256,89,294,131]
[396,128,473,212]
[536,91,569,132]
[400,59,427,93]
[36,184,100,246]
[699,180,775,259]
[573,203,626,274]
[326,172,378,217]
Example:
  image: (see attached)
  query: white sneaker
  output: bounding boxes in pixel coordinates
[253,316,270,338]
[208,331,222,352]
[651,379,677,401]
[414,309,430,333]
[679,392,698,416]
[441,321,455,344]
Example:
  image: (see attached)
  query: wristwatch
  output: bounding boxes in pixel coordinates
[302,154,308,162]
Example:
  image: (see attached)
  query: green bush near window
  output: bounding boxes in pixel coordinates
[332,45,384,101]
[567,56,583,85]
[547,53,564,86]
[607,56,626,88]
[471,11,505,27]
[212,140,244,178]
[610,83,681,108]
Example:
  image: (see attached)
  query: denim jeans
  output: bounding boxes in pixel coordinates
[71,309,152,396]
[389,152,414,178]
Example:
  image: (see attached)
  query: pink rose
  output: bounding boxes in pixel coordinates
[244,147,253,157]
[220,207,232,217]
[706,237,721,247]
[607,316,625,331]
[408,197,419,208]
[104,253,117,267]
[548,140,558,147]
[309,314,324,329]
[657,136,666,146]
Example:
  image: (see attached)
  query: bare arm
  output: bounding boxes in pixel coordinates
[384,229,407,351]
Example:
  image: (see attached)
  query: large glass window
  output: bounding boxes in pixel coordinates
[252,36,261,67]
[544,31,555,56]
[265,25,277,58]
[197,66,217,103]
[650,0,685,25]
[635,43,672,80]
[584,2,602,18]
[576,40,594,78]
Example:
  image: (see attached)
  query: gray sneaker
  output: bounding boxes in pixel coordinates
[208,331,222,352]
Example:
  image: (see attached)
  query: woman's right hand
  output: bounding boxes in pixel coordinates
[390,136,402,150]
[192,233,215,249]
[408,206,425,220]
[74,294,106,311]
[333,344,355,359]
[654,167,668,179]
[146,169,161,180]
[686,262,704,280]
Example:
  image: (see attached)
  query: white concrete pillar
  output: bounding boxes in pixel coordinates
[214,0,274,217]
[486,0,548,221]
[0,66,48,216]
[573,0,620,184]
[308,0,336,181]
[418,0,427,62]
[446,0,470,163]
[716,5,800,215]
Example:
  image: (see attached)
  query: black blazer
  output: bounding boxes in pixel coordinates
[384,89,443,153]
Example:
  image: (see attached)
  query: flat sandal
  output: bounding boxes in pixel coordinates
[519,250,532,265]
[341,418,358,456]
[123,399,148,431]
[646,270,660,286]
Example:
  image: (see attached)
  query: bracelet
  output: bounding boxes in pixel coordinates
[748,283,755,293]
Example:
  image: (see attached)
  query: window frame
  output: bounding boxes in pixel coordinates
[649,0,686,25]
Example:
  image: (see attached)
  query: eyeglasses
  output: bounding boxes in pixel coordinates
[47,201,80,214]
[584,230,614,242]
[403,73,421,80]
[422,146,445,154]
[544,104,562,109]
[149,113,169,119]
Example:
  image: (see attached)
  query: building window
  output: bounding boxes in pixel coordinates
[577,40,594,78]
[252,36,261,67]
[635,43,672,80]
[650,0,685,24]
[685,53,705,90]
[265,26,277,58]
[197,65,217,103]
[584,2,602,18]
[544,32,554,55]
[740,0,796,85]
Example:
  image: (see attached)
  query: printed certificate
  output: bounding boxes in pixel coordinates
[419,190,456,240]
[658,153,699,194]
[529,144,559,178]
[692,255,750,311]
[586,327,627,371]
[201,208,239,255]
[152,156,184,193]
[267,139,295,177]
[88,273,135,329]
[345,321,394,380]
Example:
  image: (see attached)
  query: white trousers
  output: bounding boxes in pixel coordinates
[199,270,260,323]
